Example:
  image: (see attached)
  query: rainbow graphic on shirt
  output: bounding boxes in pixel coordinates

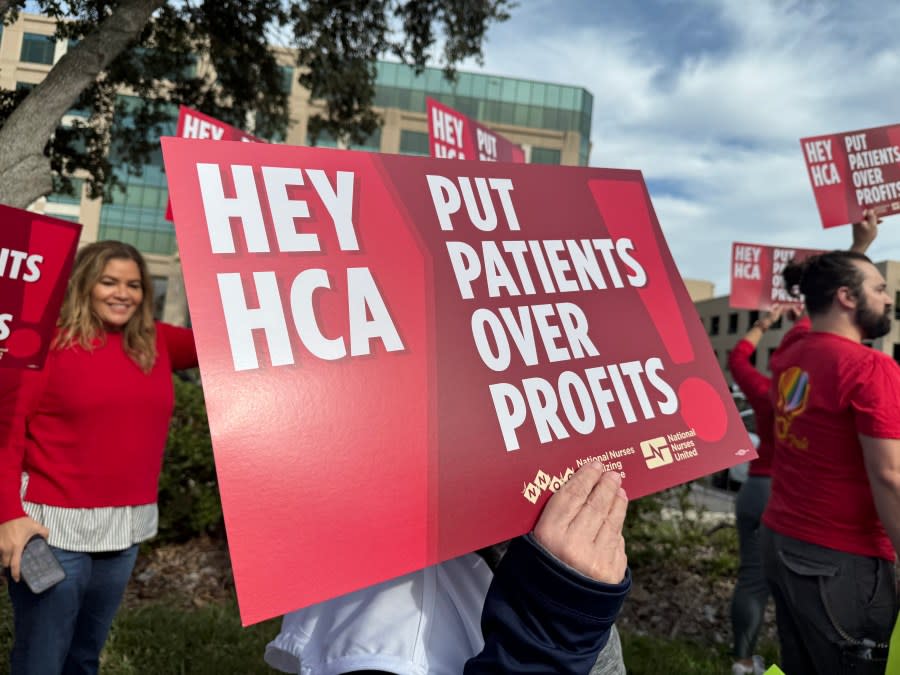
[775,366,809,449]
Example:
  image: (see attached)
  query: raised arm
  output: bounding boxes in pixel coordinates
[728,306,782,405]
[159,322,198,371]
[850,208,880,254]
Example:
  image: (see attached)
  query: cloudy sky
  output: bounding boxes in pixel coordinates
[462,0,900,294]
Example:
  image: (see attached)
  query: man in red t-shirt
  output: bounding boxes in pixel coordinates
[762,249,900,674]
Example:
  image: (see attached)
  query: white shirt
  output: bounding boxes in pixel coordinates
[264,553,493,675]
[21,473,156,552]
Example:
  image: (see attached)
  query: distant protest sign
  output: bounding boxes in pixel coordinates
[730,242,824,311]
[162,138,753,625]
[0,205,81,370]
[427,97,526,163]
[801,123,900,228]
[164,105,265,220]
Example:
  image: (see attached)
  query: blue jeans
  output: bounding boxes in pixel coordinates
[730,475,771,659]
[8,545,139,675]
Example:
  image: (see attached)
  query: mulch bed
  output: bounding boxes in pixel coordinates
[122,534,779,647]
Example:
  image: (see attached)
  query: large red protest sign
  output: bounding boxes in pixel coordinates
[164,106,265,220]
[161,138,753,625]
[801,123,900,228]
[427,97,526,163]
[0,205,81,370]
[730,242,824,311]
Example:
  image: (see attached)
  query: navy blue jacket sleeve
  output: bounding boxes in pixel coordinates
[464,535,631,674]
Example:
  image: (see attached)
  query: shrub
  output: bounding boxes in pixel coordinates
[157,374,223,543]
[624,482,737,578]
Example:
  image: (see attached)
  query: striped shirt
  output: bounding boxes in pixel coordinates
[21,473,157,552]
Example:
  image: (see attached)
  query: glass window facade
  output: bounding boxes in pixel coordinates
[47,178,83,205]
[279,65,294,94]
[98,96,178,255]
[99,164,176,255]
[306,129,339,148]
[400,130,429,156]
[21,32,55,65]
[531,147,561,165]
[374,61,593,165]
[152,276,168,320]
[306,127,381,152]
[348,128,381,152]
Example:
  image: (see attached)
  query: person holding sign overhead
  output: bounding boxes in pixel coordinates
[726,213,879,675]
[727,304,786,675]
[762,222,899,675]
[0,241,197,674]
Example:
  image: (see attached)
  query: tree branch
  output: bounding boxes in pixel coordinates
[0,0,166,208]
[0,1,20,19]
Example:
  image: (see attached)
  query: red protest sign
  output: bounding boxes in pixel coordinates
[801,123,900,228]
[161,138,753,625]
[0,205,81,370]
[164,106,265,220]
[730,242,824,311]
[427,97,526,163]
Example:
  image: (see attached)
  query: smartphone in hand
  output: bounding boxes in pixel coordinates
[20,535,66,594]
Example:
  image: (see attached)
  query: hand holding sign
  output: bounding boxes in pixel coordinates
[851,208,881,254]
[533,462,628,584]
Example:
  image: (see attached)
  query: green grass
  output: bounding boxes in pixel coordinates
[0,591,784,675]
[0,592,281,675]
[621,632,781,675]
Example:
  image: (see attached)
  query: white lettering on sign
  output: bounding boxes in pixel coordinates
[426,175,520,232]
[488,358,678,452]
[804,139,833,163]
[0,248,42,282]
[476,128,498,161]
[182,114,226,140]
[431,107,464,146]
[804,138,842,188]
[810,162,841,187]
[196,164,358,254]
[426,172,679,453]
[195,162,403,372]
[217,267,404,372]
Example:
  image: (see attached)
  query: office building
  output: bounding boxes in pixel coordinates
[1,12,594,323]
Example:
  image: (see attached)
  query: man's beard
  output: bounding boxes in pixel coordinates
[856,295,892,340]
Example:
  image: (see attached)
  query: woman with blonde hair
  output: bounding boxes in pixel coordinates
[0,240,197,674]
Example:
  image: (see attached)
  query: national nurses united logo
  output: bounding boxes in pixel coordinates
[640,437,673,469]
[639,428,700,469]
[776,366,809,449]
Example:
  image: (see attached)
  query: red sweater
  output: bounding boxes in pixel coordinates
[728,339,774,477]
[0,323,197,523]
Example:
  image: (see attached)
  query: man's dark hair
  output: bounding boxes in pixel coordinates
[783,250,872,315]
